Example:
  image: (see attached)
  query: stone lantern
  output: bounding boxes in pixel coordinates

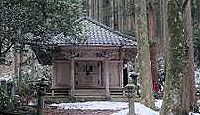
[123,72,138,115]
[124,84,136,98]
[37,78,49,96]
[36,78,49,115]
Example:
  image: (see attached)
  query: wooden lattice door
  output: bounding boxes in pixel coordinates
[75,61,102,88]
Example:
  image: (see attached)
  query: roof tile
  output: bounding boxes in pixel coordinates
[53,17,137,47]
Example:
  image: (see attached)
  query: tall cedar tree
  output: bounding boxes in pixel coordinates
[147,0,159,96]
[160,0,196,114]
[135,0,155,108]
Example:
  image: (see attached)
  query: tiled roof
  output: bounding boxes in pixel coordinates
[53,17,137,47]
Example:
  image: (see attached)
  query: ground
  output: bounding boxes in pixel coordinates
[44,109,118,115]
[44,101,158,115]
[43,100,200,115]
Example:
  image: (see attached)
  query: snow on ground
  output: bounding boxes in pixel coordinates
[189,112,200,115]
[50,101,128,110]
[50,101,159,115]
[155,99,163,108]
[134,103,158,115]
[50,100,200,115]
[112,102,159,115]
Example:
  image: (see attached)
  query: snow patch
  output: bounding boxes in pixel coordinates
[51,101,159,115]
[111,102,160,115]
[50,100,200,115]
[135,102,159,115]
[189,112,200,115]
[50,101,128,110]
[155,99,163,108]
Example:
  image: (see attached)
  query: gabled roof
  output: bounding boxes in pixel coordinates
[32,17,137,65]
[53,17,137,47]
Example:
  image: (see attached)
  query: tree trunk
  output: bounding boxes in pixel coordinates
[181,0,196,113]
[147,1,159,95]
[160,0,195,114]
[135,0,155,108]
[160,0,169,58]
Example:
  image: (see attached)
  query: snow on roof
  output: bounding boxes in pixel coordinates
[52,17,137,47]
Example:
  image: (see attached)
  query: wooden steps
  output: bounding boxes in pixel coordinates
[73,89,106,96]
[46,88,128,101]
[110,88,127,101]
[110,88,124,95]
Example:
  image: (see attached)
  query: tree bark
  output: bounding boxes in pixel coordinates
[135,0,155,108]
[181,0,196,113]
[160,0,196,114]
[160,0,169,58]
[147,1,159,95]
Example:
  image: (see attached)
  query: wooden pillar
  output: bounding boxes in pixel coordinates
[120,61,124,87]
[104,59,110,100]
[71,60,75,96]
[51,62,56,96]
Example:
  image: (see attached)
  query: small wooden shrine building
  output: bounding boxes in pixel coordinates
[33,17,137,100]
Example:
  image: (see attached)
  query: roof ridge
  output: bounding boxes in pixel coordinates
[78,17,136,43]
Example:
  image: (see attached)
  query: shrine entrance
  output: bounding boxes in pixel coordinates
[75,60,103,88]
